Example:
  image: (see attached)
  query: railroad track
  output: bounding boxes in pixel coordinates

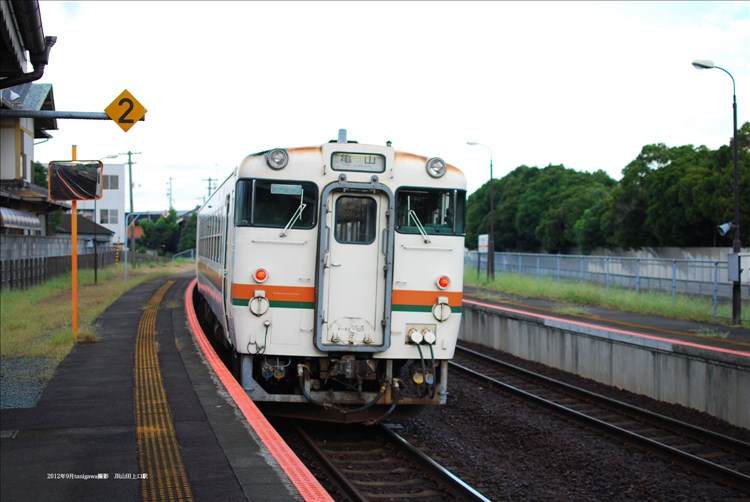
[451,344,750,494]
[271,418,490,502]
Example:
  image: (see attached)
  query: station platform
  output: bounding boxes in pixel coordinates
[464,286,750,356]
[0,274,330,502]
[462,286,750,429]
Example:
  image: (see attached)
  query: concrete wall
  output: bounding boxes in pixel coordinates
[460,304,750,429]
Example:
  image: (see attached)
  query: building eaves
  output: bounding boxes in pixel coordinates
[0,81,56,134]
[0,178,68,211]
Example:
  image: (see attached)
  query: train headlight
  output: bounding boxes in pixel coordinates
[254,268,268,283]
[426,157,447,178]
[266,149,289,170]
[436,275,450,290]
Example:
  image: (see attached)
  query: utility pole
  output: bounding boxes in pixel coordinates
[121,150,142,266]
[202,177,216,200]
[167,176,174,208]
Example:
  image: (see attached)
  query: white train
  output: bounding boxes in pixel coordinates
[195,131,466,422]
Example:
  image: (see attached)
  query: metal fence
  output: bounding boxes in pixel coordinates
[466,251,749,321]
[0,251,117,290]
[172,248,196,260]
[0,235,170,291]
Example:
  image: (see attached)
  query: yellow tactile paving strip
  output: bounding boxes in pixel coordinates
[135,281,194,502]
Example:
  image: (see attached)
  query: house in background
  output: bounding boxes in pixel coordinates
[1,1,63,236]
[77,163,126,244]
[0,83,67,235]
[56,213,114,246]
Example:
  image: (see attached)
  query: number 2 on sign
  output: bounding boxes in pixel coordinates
[105,90,146,132]
[118,98,135,124]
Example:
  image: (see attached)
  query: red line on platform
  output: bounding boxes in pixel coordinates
[184,279,333,502]
[464,298,750,359]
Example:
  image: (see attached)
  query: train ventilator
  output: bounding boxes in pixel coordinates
[195,130,466,423]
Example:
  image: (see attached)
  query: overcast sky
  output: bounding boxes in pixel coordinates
[33,1,749,212]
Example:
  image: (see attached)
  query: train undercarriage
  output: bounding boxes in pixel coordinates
[194,290,447,423]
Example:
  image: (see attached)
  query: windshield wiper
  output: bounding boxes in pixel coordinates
[408,209,431,243]
[280,198,306,237]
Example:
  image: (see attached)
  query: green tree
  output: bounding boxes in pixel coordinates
[139,208,179,255]
[604,129,750,248]
[602,148,658,249]
[573,197,610,254]
[466,165,615,252]
[711,122,750,247]
[494,166,540,251]
[33,161,46,186]
[178,210,198,252]
[534,168,615,253]
[466,121,750,252]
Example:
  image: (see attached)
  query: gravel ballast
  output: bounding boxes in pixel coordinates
[395,341,748,501]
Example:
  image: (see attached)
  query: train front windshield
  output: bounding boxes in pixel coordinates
[235,181,465,237]
[235,179,319,228]
[395,188,466,235]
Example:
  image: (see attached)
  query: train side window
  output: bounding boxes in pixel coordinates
[235,179,318,229]
[334,196,377,244]
[395,188,466,236]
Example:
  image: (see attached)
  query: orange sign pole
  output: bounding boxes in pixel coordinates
[71,145,78,338]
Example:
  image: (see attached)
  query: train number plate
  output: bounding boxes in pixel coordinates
[331,152,385,173]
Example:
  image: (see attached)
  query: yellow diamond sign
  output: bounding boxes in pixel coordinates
[105,90,147,132]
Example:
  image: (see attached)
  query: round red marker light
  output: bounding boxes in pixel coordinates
[254,268,268,283]
[436,275,450,289]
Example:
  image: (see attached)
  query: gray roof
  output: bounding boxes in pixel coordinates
[57,214,114,236]
[0,206,42,230]
[0,82,56,136]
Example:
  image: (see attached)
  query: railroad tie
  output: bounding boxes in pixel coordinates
[134,281,194,502]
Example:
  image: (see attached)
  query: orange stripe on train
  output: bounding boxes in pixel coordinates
[391,290,463,306]
[232,283,315,302]
[232,284,462,306]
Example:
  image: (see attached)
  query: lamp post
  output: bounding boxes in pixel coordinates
[692,59,741,324]
[467,141,495,280]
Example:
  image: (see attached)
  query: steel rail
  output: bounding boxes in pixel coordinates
[283,420,491,501]
[452,345,750,494]
[381,426,492,502]
[292,424,370,502]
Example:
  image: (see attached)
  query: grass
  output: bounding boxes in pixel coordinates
[0,260,194,365]
[464,267,749,327]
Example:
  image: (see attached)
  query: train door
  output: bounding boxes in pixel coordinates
[316,183,394,352]
[221,194,232,327]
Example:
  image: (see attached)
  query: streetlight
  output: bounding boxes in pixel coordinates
[692,59,741,324]
[467,141,495,280]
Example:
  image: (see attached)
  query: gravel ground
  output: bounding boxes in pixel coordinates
[395,340,749,501]
[0,357,56,409]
